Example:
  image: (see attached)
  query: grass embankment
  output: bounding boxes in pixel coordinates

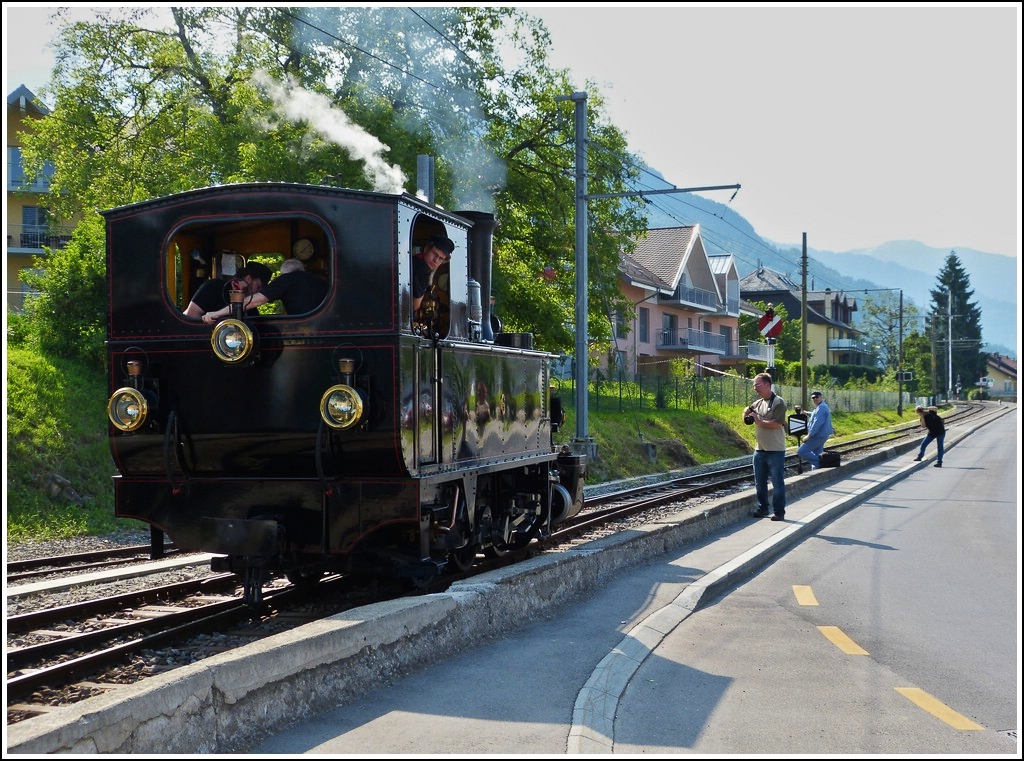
[555,403,904,483]
[5,346,128,543]
[5,347,905,545]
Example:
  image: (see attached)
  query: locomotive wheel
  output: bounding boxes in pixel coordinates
[286,567,324,588]
[483,519,538,558]
[449,543,479,572]
[483,543,509,559]
[508,522,539,550]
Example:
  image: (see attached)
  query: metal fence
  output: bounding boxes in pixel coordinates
[554,372,906,415]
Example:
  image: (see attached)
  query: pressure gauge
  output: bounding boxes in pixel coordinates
[293,238,315,261]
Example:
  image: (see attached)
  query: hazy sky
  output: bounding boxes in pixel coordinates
[4,3,1020,258]
[530,3,1020,257]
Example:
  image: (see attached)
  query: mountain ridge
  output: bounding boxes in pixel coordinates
[634,170,1017,356]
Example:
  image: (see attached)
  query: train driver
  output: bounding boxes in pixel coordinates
[412,234,455,312]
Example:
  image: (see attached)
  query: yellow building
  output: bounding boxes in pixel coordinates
[739,264,869,367]
[983,353,1017,401]
[6,85,70,312]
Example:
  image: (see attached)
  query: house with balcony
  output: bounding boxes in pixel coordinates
[6,84,69,312]
[739,263,870,367]
[610,225,743,377]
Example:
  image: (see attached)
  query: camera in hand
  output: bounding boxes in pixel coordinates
[744,410,755,425]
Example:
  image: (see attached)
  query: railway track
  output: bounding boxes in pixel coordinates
[4,403,991,725]
[6,543,181,584]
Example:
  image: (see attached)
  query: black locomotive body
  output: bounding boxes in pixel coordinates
[102,183,585,603]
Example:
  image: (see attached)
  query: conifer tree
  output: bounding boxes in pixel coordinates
[927,251,986,396]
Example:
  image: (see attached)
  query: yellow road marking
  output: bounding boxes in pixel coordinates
[895,687,985,730]
[817,625,869,655]
[793,585,818,606]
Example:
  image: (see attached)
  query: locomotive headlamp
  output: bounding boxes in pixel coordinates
[107,387,148,431]
[320,384,365,430]
[211,319,255,363]
[108,359,150,432]
[320,358,366,430]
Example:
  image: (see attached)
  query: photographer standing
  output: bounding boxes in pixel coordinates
[743,372,788,521]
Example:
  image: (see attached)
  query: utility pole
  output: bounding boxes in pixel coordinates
[556,90,741,457]
[800,233,808,406]
[930,311,938,405]
[946,288,953,402]
[862,287,905,414]
[554,92,592,454]
[897,289,904,416]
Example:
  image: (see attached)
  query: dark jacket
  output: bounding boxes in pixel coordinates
[259,271,328,315]
[923,410,946,437]
[412,255,433,300]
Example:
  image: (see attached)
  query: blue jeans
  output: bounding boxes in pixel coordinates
[918,433,945,464]
[797,435,829,469]
[753,449,786,515]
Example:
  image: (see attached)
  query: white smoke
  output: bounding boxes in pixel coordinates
[255,73,407,194]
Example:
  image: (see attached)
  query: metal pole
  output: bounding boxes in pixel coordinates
[801,233,808,405]
[930,311,938,405]
[897,289,904,416]
[561,92,590,444]
[947,288,953,401]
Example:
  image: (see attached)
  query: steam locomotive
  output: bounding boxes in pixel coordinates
[102,183,586,605]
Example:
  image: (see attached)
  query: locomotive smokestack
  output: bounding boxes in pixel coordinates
[455,210,497,343]
[417,155,435,205]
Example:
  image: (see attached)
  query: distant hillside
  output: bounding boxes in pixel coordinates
[633,169,1018,356]
[805,244,1017,355]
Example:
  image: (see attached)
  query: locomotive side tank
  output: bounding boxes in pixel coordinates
[102,183,585,603]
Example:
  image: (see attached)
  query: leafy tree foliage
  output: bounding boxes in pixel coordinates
[20,216,107,368]
[899,331,935,398]
[739,300,802,363]
[858,291,922,383]
[18,6,647,361]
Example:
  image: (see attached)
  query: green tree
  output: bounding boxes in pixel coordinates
[899,330,932,398]
[927,251,985,396]
[18,7,646,361]
[20,215,107,368]
[739,300,802,366]
[858,292,921,386]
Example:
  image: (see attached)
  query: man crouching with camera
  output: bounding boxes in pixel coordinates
[743,371,788,521]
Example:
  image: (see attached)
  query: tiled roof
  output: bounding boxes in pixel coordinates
[987,353,1017,379]
[630,226,696,286]
[620,252,674,292]
[738,265,800,292]
[739,264,858,330]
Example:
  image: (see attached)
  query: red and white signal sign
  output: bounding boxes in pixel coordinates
[758,311,783,338]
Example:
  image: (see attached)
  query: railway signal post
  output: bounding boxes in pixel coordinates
[758,305,784,383]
